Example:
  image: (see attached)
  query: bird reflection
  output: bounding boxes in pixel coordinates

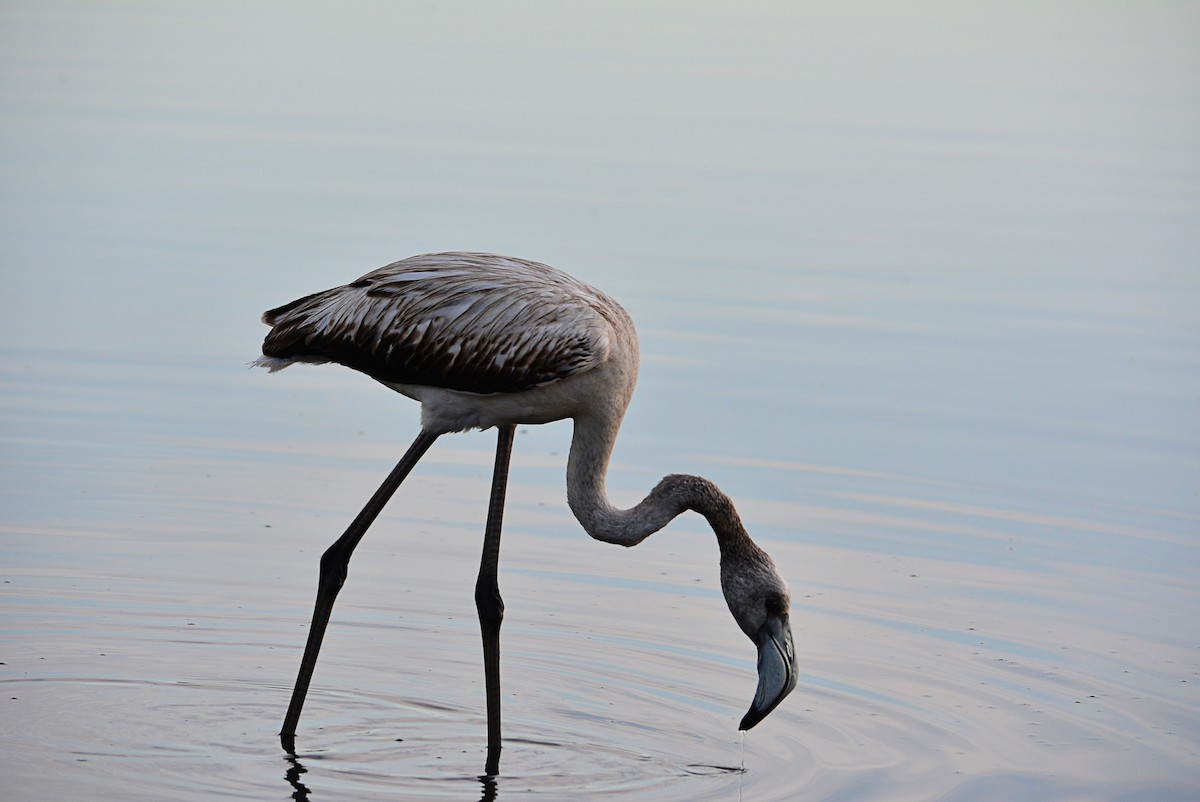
[477,770,499,802]
[283,755,310,802]
[283,753,499,802]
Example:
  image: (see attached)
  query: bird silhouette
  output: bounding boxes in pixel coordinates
[256,252,797,774]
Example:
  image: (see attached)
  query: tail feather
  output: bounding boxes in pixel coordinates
[250,355,330,372]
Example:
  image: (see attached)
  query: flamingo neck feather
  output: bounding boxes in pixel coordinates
[565,411,754,558]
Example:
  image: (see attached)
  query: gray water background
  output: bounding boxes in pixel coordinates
[2,3,1197,800]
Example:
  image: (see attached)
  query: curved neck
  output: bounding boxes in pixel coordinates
[565,411,754,557]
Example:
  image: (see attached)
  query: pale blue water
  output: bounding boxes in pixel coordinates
[2,3,1198,800]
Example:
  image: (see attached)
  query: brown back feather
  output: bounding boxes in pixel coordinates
[260,253,621,394]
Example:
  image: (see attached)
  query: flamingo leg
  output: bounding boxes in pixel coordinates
[476,424,515,776]
[280,429,440,754]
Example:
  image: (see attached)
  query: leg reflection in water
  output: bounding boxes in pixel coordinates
[283,753,498,802]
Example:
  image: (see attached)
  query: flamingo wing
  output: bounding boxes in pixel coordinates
[260,253,619,394]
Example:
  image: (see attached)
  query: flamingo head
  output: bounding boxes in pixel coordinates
[720,547,798,730]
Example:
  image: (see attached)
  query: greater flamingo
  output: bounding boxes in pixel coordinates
[255,252,797,772]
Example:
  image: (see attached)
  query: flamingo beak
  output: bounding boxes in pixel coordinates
[739,612,797,730]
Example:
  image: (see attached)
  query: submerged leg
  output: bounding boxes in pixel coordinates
[280,429,440,754]
[476,424,515,776]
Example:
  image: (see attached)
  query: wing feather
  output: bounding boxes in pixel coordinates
[260,253,621,394]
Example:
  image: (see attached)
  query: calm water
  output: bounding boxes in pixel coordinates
[2,3,1198,800]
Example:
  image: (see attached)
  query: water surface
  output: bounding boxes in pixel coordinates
[2,3,1198,800]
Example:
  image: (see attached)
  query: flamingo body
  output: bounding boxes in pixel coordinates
[258,252,797,770]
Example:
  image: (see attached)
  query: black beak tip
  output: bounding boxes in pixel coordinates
[738,682,793,731]
[738,707,766,731]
